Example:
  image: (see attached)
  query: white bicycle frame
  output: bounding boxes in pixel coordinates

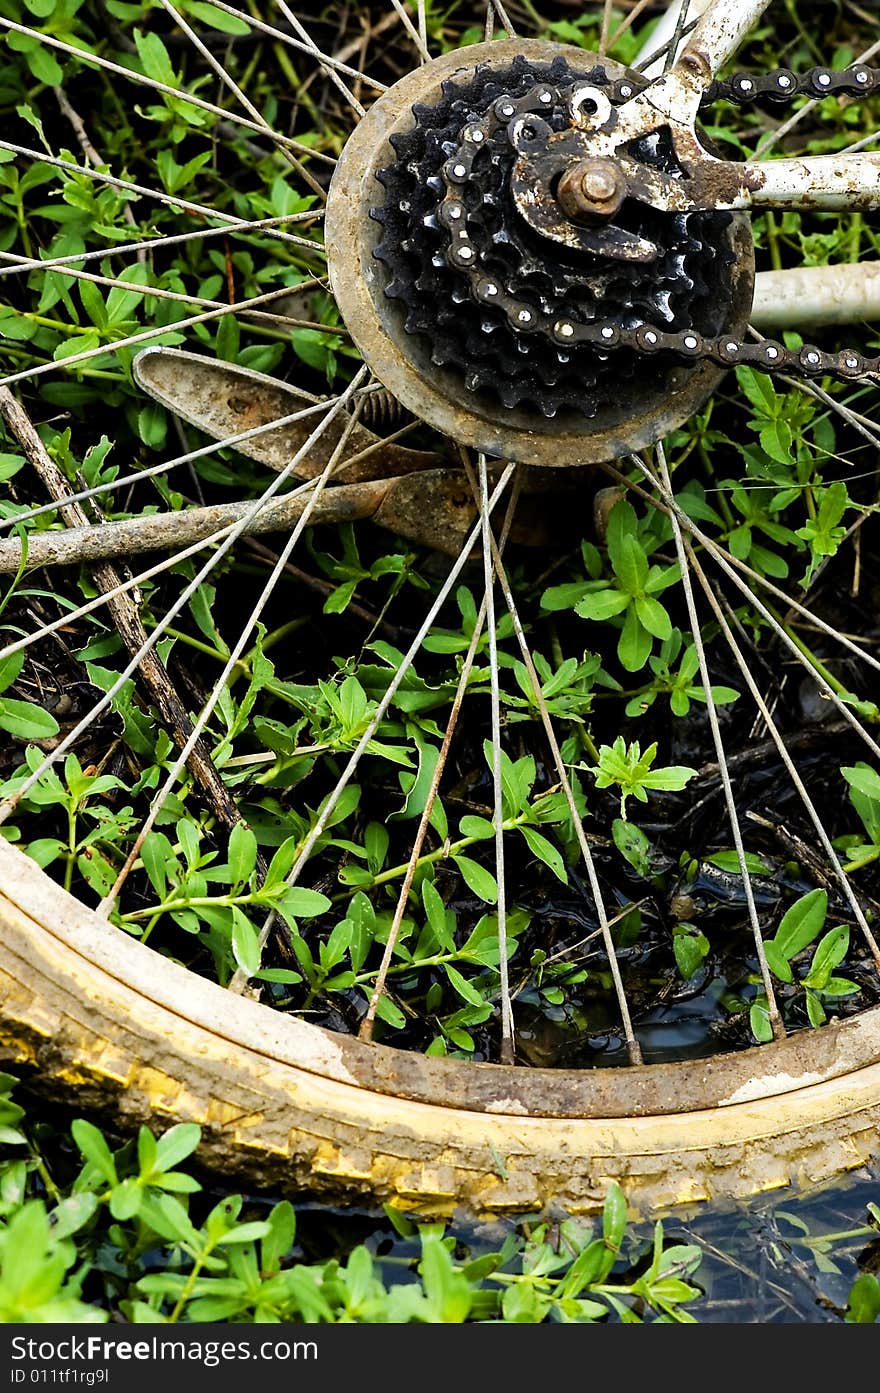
[636,0,880,326]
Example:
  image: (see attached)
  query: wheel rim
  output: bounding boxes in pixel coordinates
[1,0,879,1214]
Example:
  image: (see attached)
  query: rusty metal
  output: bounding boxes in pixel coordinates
[325,39,754,468]
[508,114,658,261]
[557,158,627,219]
[133,348,439,483]
[0,469,543,568]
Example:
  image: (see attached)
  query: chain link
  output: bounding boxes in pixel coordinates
[437,65,880,387]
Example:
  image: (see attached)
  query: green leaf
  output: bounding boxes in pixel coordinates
[78,278,107,331]
[422,879,455,953]
[519,825,567,884]
[0,650,24,696]
[458,814,495,841]
[618,605,652,672]
[612,818,652,876]
[673,926,709,980]
[614,533,649,596]
[763,939,793,984]
[110,1178,143,1222]
[25,44,64,86]
[140,832,172,897]
[227,822,257,887]
[736,364,780,416]
[556,1239,614,1297]
[803,924,849,990]
[444,964,485,1006]
[634,594,672,641]
[574,588,630,622]
[215,312,240,363]
[805,986,826,1028]
[452,855,498,904]
[231,908,261,978]
[183,0,252,33]
[750,997,773,1044]
[773,888,827,960]
[759,418,793,464]
[420,1233,472,1322]
[134,29,177,85]
[215,1221,272,1246]
[276,886,332,920]
[842,764,880,803]
[71,1119,117,1186]
[153,1124,201,1175]
[845,1273,880,1323]
[603,1181,628,1251]
[49,1193,99,1241]
[0,698,60,740]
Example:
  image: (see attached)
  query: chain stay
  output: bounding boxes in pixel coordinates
[436,64,880,387]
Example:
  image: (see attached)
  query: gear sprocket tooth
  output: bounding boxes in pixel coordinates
[370,55,740,421]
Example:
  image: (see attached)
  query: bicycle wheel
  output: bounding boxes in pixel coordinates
[1,0,880,1218]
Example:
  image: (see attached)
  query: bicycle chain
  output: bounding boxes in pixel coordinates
[437,66,880,386]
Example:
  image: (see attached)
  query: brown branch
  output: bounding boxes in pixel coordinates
[0,478,390,572]
[0,386,241,836]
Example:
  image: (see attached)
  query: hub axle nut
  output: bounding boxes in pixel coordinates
[557,158,626,220]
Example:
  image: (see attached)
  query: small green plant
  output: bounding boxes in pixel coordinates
[0,1075,706,1324]
[542,501,681,673]
[838,764,880,872]
[751,888,859,1039]
[589,736,696,820]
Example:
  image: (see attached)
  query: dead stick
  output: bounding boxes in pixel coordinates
[0,386,241,836]
[0,478,389,572]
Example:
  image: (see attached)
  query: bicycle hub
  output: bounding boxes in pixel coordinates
[325,40,755,466]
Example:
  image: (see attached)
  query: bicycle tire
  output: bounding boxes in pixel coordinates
[3,836,879,1216]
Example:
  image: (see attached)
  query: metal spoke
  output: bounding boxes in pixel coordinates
[598,0,616,60]
[489,0,518,38]
[615,456,880,766]
[0,18,336,167]
[389,0,431,63]
[0,379,334,535]
[201,0,387,90]
[358,480,523,1042]
[157,0,326,198]
[0,372,366,827]
[478,453,514,1063]
[0,283,321,393]
[684,539,880,970]
[0,216,323,284]
[273,0,365,118]
[663,0,695,74]
[0,141,326,253]
[0,252,335,332]
[417,0,429,54]
[470,468,644,1066]
[608,0,657,54]
[618,456,880,682]
[98,390,370,911]
[653,442,784,1039]
[632,18,699,74]
[228,464,517,988]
